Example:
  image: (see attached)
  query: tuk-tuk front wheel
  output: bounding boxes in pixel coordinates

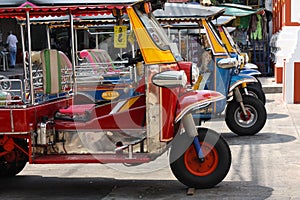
[170,128,231,189]
[225,95,266,136]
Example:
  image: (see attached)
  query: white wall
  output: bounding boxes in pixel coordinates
[291,0,300,22]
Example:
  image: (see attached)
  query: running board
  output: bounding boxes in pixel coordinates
[31,153,154,164]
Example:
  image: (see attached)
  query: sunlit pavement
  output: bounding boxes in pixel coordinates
[208,93,300,200]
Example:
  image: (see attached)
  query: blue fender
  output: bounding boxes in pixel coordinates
[244,63,259,69]
[229,73,258,92]
[239,68,261,76]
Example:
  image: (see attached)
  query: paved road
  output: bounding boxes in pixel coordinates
[0,93,299,200]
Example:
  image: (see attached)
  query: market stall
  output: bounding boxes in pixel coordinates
[217,3,272,76]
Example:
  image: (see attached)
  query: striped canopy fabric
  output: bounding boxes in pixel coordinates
[0,0,141,18]
[154,3,225,22]
[40,49,62,94]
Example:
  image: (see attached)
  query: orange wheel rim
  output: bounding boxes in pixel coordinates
[184,142,219,176]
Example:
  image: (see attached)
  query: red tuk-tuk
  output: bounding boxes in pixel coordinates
[0,0,232,189]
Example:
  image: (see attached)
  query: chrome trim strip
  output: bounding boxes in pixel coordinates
[109,100,126,115]
[229,78,257,92]
[0,132,29,135]
[10,109,14,132]
[175,95,225,123]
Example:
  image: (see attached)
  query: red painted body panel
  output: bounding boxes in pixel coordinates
[0,110,12,132]
[55,106,146,130]
[0,98,71,133]
[55,95,146,131]
[160,64,180,141]
[12,107,36,132]
[161,87,178,141]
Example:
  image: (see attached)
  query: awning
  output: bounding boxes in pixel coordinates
[212,16,236,26]
[217,3,264,17]
[0,0,142,18]
[154,3,225,22]
[0,0,139,7]
[0,0,26,7]
[17,14,118,24]
[17,14,123,28]
[29,0,140,6]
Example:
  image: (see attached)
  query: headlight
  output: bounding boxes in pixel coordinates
[237,54,244,65]
[152,70,187,88]
[244,53,249,63]
[191,63,199,85]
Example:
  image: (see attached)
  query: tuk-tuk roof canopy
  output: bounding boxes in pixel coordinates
[18,14,118,24]
[212,15,236,26]
[161,15,236,29]
[217,3,264,17]
[17,14,122,28]
[154,3,225,22]
[0,0,141,18]
[0,0,140,6]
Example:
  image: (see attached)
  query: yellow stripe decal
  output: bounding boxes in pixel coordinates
[219,30,236,53]
[202,19,227,55]
[119,96,140,112]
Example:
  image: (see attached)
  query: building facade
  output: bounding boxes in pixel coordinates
[272,0,300,103]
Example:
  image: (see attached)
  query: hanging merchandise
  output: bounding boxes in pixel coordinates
[249,14,262,40]
[238,15,250,29]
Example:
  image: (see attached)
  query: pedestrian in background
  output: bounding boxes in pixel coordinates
[6,31,18,68]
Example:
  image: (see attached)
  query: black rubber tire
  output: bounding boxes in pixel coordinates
[170,128,231,189]
[0,138,28,177]
[255,78,262,88]
[225,95,267,136]
[240,83,266,105]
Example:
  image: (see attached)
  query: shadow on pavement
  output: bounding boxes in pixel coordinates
[267,113,289,119]
[0,176,273,200]
[266,99,275,103]
[222,132,296,145]
[0,176,115,199]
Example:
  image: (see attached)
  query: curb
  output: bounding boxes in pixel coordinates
[258,77,283,94]
[262,85,282,94]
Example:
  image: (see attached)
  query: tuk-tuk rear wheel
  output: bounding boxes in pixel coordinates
[0,138,28,177]
[170,128,231,189]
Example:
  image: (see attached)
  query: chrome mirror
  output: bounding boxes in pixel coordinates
[152,70,187,88]
[217,58,238,69]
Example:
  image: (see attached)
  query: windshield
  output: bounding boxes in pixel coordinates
[135,7,183,61]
